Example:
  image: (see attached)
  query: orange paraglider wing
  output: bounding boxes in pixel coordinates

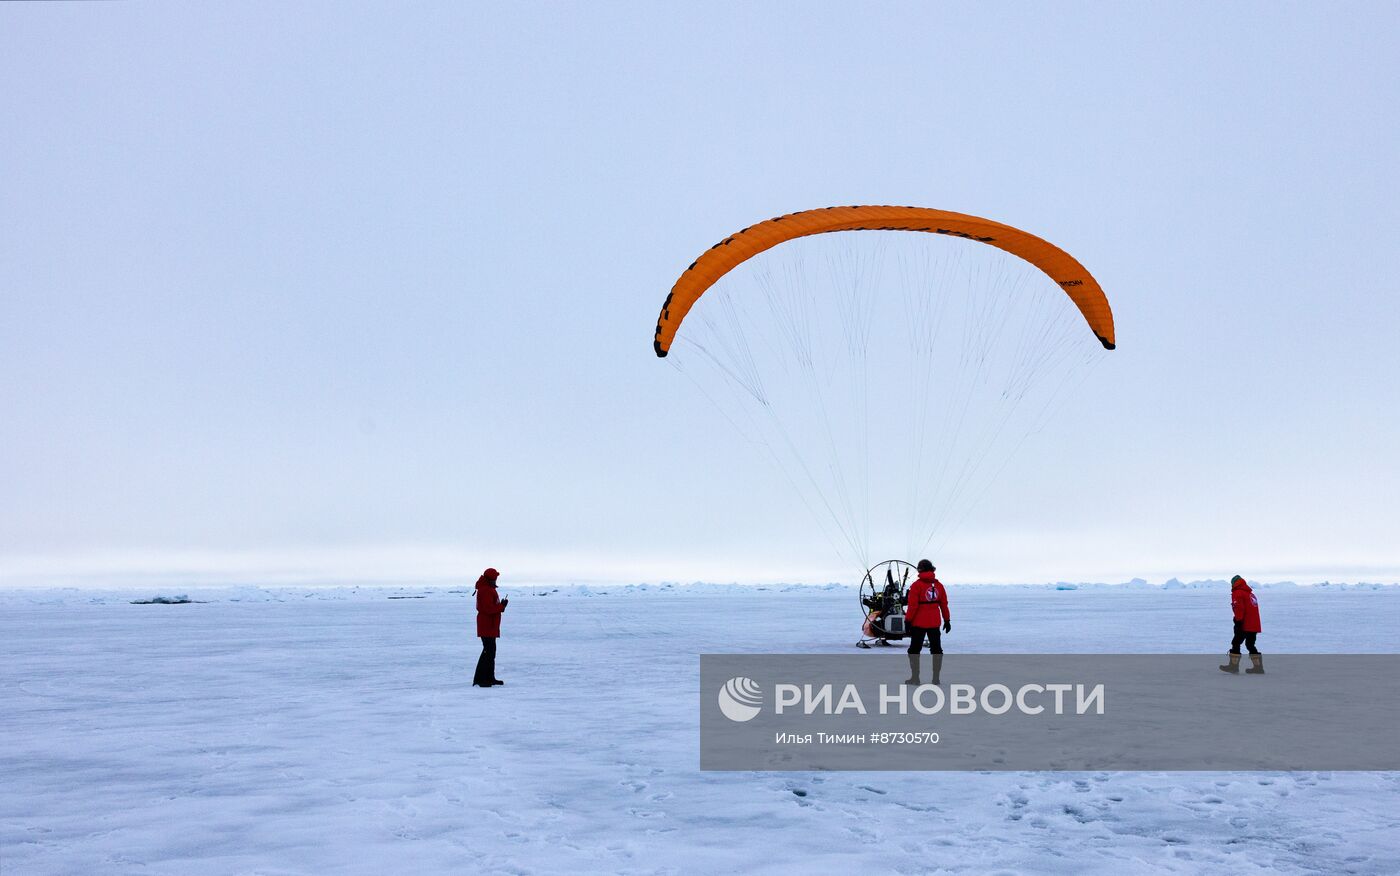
[653,206,1115,355]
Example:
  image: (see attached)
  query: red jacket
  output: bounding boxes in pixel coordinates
[476,574,505,637]
[1231,579,1261,633]
[905,571,949,629]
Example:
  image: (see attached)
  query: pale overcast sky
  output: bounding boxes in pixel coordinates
[3,3,1398,586]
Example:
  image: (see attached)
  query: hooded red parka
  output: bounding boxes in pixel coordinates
[905,570,949,629]
[1231,578,1261,633]
[476,568,505,637]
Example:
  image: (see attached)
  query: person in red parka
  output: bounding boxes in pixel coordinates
[904,560,951,685]
[1219,574,1264,675]
[473,567,508,687]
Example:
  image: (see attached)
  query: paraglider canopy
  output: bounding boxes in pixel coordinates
[654,205,1116,357]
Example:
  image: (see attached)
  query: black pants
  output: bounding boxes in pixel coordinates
[474,636,498,685]
[1229,622,1259,655]
[907,626,943,654]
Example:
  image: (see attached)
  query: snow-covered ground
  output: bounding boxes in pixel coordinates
[3,584,1398,874]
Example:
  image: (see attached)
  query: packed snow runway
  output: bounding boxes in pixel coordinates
[3,584,1398,874]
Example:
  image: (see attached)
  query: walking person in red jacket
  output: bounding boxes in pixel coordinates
[1219,574,1264,674]
[904,560,951,685]
[473,567,508,687]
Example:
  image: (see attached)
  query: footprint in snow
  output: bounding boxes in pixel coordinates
[788,787,814,807]
[1062,804,1095,824]
[842,821,877,844]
